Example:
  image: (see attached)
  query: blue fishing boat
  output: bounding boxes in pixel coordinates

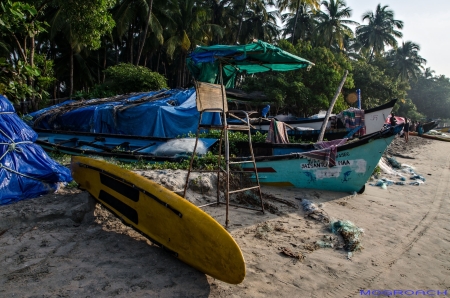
[36,129,217,163]
[236,125,402,193]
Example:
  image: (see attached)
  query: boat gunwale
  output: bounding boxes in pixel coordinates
[232,125,402,162]
[35,128,175,142]
[254,98,398,125]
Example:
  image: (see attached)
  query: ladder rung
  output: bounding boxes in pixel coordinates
[190,170,222,173]
[229,186,260,194]
[227,170,257,174]
[229,160,254,165]
[227,125,250,131]
[199,125,225,130]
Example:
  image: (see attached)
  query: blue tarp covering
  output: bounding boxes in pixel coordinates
[27,88,220,138]
[0,95,72,206]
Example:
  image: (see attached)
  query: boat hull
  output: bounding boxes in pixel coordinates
[409,131,450,142]
[240,128,398,193]
[249,99,397,135]
[36,129,217,163]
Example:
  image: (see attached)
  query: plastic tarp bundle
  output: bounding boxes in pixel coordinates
[27,88,220,138]
[0,95,72,205]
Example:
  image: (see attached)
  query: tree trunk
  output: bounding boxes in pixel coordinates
[51,41,57,100]
[115,43,119,65]
[136,0,153,66]
[235,0,248,44]
[11,32,28,61]
[148,52,153,69]
[127,22,134,63]
[291,0,301,44]
[156,50,161,72]
[69,47,74,97]
[97,52,101,83]
[30,35,37,110]
[317,70,348,142]
[136,26,143,64]
[369,48,374,63]
[103,44,107,82]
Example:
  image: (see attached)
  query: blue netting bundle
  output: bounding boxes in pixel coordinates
[386,156,402,169]
[0,95,72,205]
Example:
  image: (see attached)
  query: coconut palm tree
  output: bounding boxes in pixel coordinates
[205,0,235,44]
[281,3,315,43]
[238,0,280,44]
[313,0,358,50]
[112,0,167,65]
[356,4,403,62]
[164,0,223,86]
[234,0,276,44]
[387,41,426,82]
[277,0,320,43]
[277,0,319,43]
[423,67,435,79]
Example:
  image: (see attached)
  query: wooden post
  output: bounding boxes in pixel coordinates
[317,70,348,142]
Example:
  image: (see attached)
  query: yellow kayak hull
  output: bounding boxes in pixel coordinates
[71,156,245,284]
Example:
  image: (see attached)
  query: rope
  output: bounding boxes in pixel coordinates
[0,112,14,114]
[0,128,46,182]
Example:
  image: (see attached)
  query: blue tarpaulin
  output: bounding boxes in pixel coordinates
[27,88,220,138]
[0,95,72,205]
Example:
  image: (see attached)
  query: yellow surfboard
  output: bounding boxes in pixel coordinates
[71,156,245,284]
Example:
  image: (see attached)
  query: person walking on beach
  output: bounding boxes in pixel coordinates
[404,118,410,143]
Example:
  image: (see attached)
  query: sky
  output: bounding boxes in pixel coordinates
[346,0,450,77]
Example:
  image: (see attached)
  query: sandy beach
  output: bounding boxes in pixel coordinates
[1,135,449,297]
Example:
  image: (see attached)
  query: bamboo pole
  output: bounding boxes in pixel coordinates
[317,70,348,142]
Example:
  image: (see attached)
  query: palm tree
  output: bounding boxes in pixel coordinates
[206,0,235,44]
[238,0,280,44]
[423,67,435,79]
[356,4,403,62]
[387,41,426,82]
[164,0,223,86]
[277,0,320,44]
[313,0,358,50]
[235,0,275,44]
[281,4,315,43]
[135,0,155,65]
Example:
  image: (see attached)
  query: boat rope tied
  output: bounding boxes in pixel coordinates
[0,128,46,182]
[0,141,33,161]
[0,161,48,183]
[0,112,14,114]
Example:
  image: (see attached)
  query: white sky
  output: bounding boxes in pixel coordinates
[346,0,450,77]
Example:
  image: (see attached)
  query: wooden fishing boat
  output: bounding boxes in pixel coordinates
[242,99,397,135]
[422,121,438,133]
[254,127,356,142]
[235,125,402,194]
[36,129,217,163]
[409,131,450,142]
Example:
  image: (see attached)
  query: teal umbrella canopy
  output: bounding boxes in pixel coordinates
[187,40,314,87]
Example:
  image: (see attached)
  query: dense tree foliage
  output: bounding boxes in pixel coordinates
[408,74,450,120]
[351,59,407,109]
[0,0,449,120]
[241,40,353,116]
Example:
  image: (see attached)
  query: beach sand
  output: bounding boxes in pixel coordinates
[1,135,449,297]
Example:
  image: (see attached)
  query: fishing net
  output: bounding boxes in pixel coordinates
[330,220,364,252]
